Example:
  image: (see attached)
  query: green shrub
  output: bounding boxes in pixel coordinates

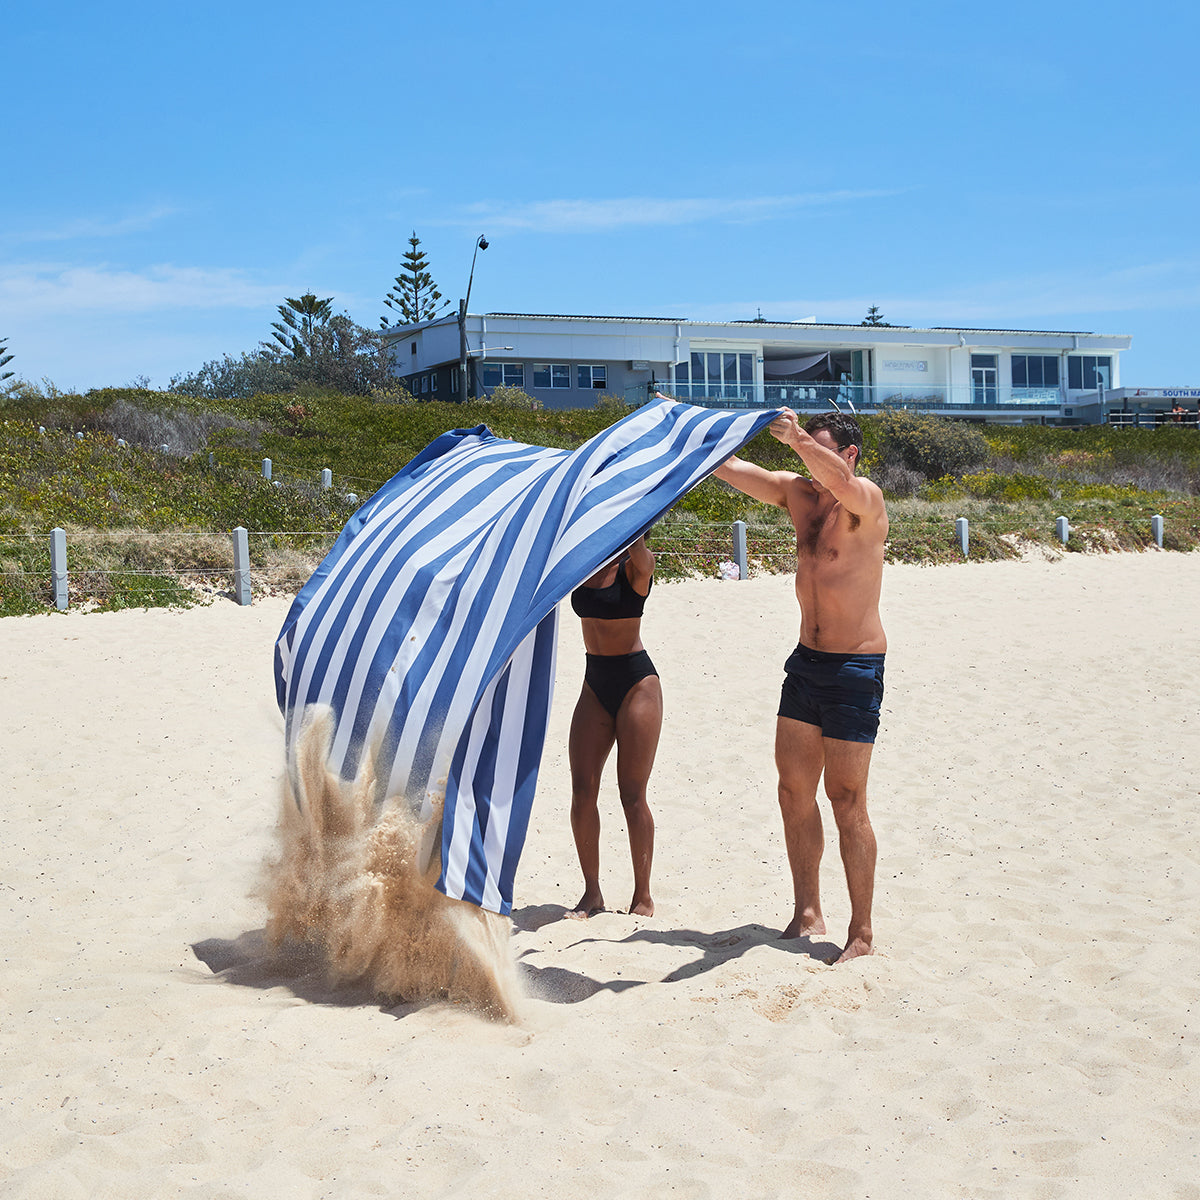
[478,385,539,410]
[877,409,988,480]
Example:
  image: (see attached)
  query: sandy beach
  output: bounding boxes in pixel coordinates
[3,550,1199,1199]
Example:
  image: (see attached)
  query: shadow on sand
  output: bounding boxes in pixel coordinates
[192,916,841,1013]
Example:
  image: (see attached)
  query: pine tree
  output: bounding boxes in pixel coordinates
[381,233,449,328]
[266,293,334,358]
[0,337,13,383]
[861,306,890,327]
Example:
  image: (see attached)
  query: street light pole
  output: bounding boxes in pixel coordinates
[458,235,488,404]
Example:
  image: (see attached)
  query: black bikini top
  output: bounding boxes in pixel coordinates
[570,559,652,620]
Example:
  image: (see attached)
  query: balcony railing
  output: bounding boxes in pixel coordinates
[631,381,1070,412]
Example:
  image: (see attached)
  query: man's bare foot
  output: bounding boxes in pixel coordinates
[780,909,826,939]
[629,895,654,917]
[832,935,873,963]
[566,890,605,920]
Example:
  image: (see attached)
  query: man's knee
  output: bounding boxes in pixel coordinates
[827,787,870,832]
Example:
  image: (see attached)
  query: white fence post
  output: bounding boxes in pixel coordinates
[232,527,251,605]
[732,520,748,581]
[50,527,68,610]
[1151,514,1164,548]
[321,468,332,490]
[955,517,969,556]
[1055,516,1069,544]
[262,458,272,481]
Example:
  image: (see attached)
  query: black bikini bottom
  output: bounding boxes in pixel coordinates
[583,650,658,719]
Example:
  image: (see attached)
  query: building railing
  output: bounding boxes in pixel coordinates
[630,381,1072,412]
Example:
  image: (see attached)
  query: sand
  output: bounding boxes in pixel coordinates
[2,551,1199,1199]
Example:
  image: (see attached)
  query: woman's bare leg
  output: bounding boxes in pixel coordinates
[615,675,663,916]
[567,683,615,917]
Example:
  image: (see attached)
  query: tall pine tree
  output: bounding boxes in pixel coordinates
[381,233,449,328]
[0,337,13,383]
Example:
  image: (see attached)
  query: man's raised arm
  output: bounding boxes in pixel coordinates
[712,455,798,509]
[770,410,884,519]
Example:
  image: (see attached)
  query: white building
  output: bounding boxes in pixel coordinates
[381,312,1133,425]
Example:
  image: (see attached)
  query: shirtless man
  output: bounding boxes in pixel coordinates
[714,409,888,962]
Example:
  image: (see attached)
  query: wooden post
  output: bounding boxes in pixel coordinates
[732,520,748,581]
[50,527,68,611]
[232,527,251,605]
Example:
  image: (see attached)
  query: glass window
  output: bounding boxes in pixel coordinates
[1068,355,1111,390]
[503,363,524,388]
[430,373,438,392]
[1013,355,1060,389]
[578,365,607,389]
[691,352,705,381]
[707,353,723,384]
[971,354,997,369]
[482,363,502,388]
[533,364,570,389]
[674,360,690,384]
[739,353,752,382]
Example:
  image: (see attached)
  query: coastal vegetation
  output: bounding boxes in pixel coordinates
[2,382,1199,615]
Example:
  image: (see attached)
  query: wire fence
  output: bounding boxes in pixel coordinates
[1,508,1175,617]
[0,522,797,616]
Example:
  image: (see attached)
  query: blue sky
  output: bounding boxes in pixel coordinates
[5,0,1198,391]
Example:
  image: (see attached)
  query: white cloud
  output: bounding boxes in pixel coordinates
[0,262,290,320]
[7,206,181,245]
[433,191,898,233]
[680,260,1200,329]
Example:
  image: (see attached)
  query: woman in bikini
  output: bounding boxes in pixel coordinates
[566,533,661,918]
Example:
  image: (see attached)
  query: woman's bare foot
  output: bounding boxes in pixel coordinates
[566,890,605,919]
[629,894,654,917]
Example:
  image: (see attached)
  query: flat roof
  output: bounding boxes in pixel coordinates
[484,312,1104,336]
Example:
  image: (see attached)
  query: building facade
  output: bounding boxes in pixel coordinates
[381,312,1133,425]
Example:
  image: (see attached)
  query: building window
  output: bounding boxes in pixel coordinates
[430,372,438,393]
[450,366,459,393]
[1011,355,1060,389]
[675,352,752,397]
[577,365,607,390]
[421,374,429,394]
[971,354,998,405]
[482,362,525,388]
[533,363,571,388]
[1067,355,1112,390]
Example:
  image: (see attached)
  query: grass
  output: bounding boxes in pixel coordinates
[3,386,1199,614]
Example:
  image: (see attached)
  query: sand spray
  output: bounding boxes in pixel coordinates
[262,711,522,1021]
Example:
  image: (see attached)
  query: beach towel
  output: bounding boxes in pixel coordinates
[273,398,779,915]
